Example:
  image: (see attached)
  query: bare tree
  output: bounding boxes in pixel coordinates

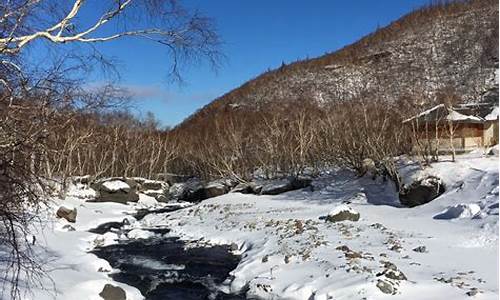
[0,1,221,298]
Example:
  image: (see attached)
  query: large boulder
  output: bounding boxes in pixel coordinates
[99,284,126,300]
[91,178,139,204]
[231,182,254,194]
[134,178,169,202]
[260,176,312,195]
[140,179,167,191]
[168,178,206,202]
[230,176,312,195]
[56,206,77,223]
[204,181,229,198]
[168,183,188,200]
[399,176,445,207]
[259,178,293,195]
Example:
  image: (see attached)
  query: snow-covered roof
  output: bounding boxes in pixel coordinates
[404,103,497,124]
[445,110,483,122]
[403,104,445,123]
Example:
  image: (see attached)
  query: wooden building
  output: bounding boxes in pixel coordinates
[403,103,499,153]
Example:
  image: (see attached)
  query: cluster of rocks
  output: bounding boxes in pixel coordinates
[77,174,313,205]
[375,261,408,295]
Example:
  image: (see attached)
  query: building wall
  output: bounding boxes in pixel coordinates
[483,120,499,147]
[411,122,491,153]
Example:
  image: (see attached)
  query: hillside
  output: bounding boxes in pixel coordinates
[178,0,498,130]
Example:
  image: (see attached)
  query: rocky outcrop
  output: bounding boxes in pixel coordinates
[56,206,77,223]
[399,176,445,207]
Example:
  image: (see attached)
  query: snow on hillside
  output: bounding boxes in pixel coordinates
[4,152,498,300]
[140,153,499,299]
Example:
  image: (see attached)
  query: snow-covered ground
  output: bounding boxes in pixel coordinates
[4,190,167,300]
[4,152,498,300]
[140,153,499,299]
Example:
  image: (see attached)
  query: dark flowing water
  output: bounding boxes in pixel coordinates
[90,208,247,300]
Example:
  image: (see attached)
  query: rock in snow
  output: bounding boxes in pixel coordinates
[204,181,229,198]
[231,182,254,194]
[56,205,77,223]
[232,176,312,195]
[399,176,445,207]
[99,284,127,300]
[101,180,131,192]
[259,178,295,195]
[325,204,360,222]
[91,178,140,204]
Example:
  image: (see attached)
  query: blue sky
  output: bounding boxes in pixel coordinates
[86,0,430,127]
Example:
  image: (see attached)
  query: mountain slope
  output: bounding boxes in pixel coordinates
[178,0,498,130]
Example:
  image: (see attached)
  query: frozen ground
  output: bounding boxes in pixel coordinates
[3,152,498,300]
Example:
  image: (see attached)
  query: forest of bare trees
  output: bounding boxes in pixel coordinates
[0,0,493,298]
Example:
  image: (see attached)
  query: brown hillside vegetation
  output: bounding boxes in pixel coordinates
[2,0,497,189]
[178,0,498,131]
[157,0,499,181]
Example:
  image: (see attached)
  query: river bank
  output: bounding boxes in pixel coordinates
[5,153,499,300]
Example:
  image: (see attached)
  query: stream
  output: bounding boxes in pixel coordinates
[90,206,247,300]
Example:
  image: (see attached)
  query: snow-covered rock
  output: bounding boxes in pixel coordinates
[56,205,77,223]
[434,203,481,219]
[102,180,131,192]
[91,178,139,203]
[204,181,229,198]
[325,204,360,222]
[230,182,254,194]
[127,229,155,240]
[259,178,294,195]
[399,175,445,207]
[137,193,159,207]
